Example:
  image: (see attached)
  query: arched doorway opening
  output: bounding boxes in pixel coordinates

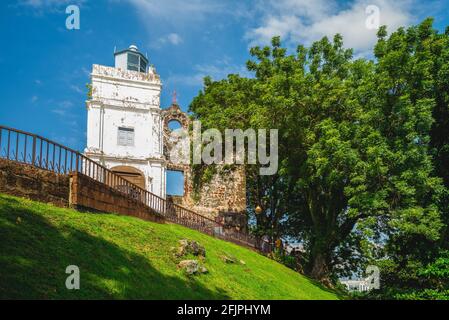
[111,166,146,190]
[166,169,184,196]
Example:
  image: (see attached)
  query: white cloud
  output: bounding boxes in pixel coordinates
[51,100,74,116]
[166,33,182,45]
[165,57,251,87]
[81,67,91,77]
[50,132,80,147]
[18,0,85,9]
[51,109,67,116]
[19,0,63,7]
[246,0,415,54]
[16,0,86,16]
[126,0,224,22]
[151,33,183,48]
[123,0,231,52]
[70,84,84,94]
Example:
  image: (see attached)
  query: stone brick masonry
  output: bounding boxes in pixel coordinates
[0,158,69,207]
[0,158,163,223]
[162,103,248,230]
[69,172,164,223]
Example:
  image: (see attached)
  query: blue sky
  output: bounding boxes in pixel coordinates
[0,0,448,194]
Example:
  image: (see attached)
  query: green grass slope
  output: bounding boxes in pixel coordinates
[0,193,338,300]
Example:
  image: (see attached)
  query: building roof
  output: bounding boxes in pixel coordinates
[114,45,148,64]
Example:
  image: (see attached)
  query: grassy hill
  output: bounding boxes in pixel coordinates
[0,193,338,299]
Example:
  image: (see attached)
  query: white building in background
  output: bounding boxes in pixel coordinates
[85,45,166,198]
[340,279,371,292]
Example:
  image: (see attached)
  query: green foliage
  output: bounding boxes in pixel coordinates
[270,249,297,271]
[86,83,93,100]
[419,251,449,280]
[393,289,449,300]
[368,18,449,295]
[189,19,448,289]
[368,251,449,300]
[191,165,218,203]
[0,194,338,299]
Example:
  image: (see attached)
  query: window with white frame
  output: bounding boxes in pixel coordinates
[117,127,134,146]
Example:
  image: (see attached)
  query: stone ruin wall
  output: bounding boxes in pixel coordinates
[162,104,247,230]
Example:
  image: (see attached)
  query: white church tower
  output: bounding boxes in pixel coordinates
[85,45,166,198]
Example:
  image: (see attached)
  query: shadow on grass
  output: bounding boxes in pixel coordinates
[0,196,230,300]
[304,277,347,300]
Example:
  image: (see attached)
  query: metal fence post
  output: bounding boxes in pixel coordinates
[75,154,79,173]
[31,135,36,166]
[6,130,10,160]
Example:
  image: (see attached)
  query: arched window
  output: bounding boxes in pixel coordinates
[168,119,182,131]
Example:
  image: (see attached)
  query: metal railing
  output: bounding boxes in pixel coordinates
[0,125,258,249]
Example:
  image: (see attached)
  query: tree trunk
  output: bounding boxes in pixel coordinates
[310,253,332,286]
[308,240,334,287]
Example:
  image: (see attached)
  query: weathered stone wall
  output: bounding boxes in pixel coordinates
[0,159,164,223]
[162,104,247,229]
[69,172,164,223]
[0,158,69,207]
[167,166,246,229]
[184,165,246,219]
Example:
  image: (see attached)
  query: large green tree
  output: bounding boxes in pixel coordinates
[367,18,449,297]
[189,20,445,285]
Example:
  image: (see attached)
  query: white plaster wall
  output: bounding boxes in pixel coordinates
[86,103,101,152]
[94,79,160,105]
[91,65,160,105]
[85,64,166,198]
[101,107,154,158]
[86,105,163,159]
[115,53,127,70]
